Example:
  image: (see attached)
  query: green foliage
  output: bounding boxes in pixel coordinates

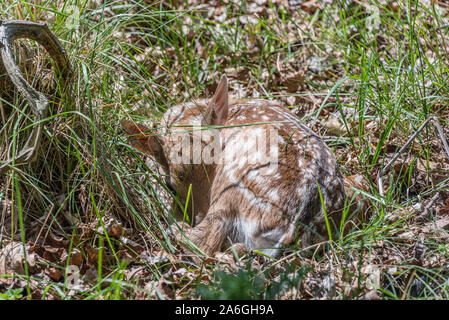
[196,261,310,300]
[0,288,23,300]
[197,268,266,300]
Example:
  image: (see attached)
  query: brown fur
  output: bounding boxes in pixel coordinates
[123,76,367,257]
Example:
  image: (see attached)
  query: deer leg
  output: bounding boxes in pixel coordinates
[175,209,228,256]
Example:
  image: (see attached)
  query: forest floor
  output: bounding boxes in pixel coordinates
[1,0,449,300]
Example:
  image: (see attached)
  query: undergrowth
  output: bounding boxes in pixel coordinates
[0,0,449,300]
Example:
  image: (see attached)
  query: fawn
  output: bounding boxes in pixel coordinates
[123,76,365,258]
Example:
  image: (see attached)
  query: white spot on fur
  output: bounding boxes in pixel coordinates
[297,185,307,196]
[267,189,280,202]
[278,135,285,144]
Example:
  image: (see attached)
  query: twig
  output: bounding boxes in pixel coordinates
[433,23,449,32]
[377,117,449,200]
[32,203,55,247]
[401,270,417,300]
[423,192,440,217]
[433,116,449,159]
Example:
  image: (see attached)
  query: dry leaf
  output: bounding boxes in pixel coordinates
[47,267,63,281]
[0,242,36,276]
[362,289,381,300]
[323,114,346,136]
[422,216,449,233]
[361,264,380,290]
[280,70,305,93]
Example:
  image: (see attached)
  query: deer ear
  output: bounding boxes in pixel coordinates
[121,120,164,156]
[206,75,228,126]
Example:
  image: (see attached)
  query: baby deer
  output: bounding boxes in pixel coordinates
[123,76,363,258]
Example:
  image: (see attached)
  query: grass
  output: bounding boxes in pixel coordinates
[0,0,449,299]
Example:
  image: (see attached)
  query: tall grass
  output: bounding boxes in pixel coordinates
[0,0,448,299]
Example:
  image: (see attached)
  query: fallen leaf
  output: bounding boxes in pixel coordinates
[422,216,449,233]
[280,70,305,93]
[83,267,98,284]
[47,267,63,282]
[362,289,381,300]
[323,114,346,136]
[0,242,36,278]
[438,197,449,215]
[42,246,64,263]
[301,0,321,14]
[60,248,83,267]
[120,236,144,254]
[361,264,380,290]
